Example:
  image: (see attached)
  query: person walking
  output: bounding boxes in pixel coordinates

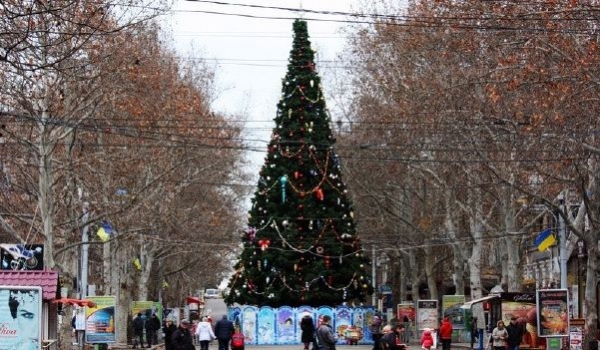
[420,328,434,350]
[300,313,316,350]
[369,315,384,350]
[439,316,453,350]
[382,324,407,350]
[506,317,524,350]
[172,320,195,350]
[163,319,177,350]
[196,316,217,350]
[214,315,235,350]
[146,313,161,347]
[132,313,145,349]
[492,320,508,350]
[316,315,336,350]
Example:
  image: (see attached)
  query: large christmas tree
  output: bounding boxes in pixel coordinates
[225,19,373,307]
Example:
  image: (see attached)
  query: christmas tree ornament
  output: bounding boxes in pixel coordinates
[316,188,324,201]
[279,175,288,202]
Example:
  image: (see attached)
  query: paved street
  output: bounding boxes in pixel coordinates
[244,344,473,350]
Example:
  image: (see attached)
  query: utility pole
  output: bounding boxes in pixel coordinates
[372,246,377,307]
[558,193,567,289]
[80,201,90,298]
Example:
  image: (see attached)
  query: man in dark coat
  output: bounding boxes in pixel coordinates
[172,320,195,350]
[132,313,145,349]
[214,315,235,350]
[300,313,316,350]
[146,313,161,347]
[163,319,178,350]
[506,317,524,350]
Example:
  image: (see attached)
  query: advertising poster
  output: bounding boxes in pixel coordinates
[397,303,416,322]
[85,296,117,343]
[131,301,163,320]
[500,293,539,347]
[536,289,569,337]
[0,244,44,270]
[0,286,42,350]
[442,295,465,328]
[569,319,585,350]
[417,300,439,330]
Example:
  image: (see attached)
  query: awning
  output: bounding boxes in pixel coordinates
[460,295,499,309]
[51,297,96,307]
[186,296,205,305]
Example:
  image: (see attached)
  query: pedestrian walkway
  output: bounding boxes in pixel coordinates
[243,343,475,350]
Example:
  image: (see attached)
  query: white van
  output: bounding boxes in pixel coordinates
[204,288,220,299]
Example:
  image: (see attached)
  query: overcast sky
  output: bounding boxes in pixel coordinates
[166,0,366,172]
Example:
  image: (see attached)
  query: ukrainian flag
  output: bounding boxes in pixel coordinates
[534,228,556,252]
[96,222,113,242]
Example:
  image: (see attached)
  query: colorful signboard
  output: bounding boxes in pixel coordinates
[536,289,569,337]
[0,244,44,270]
[0,286,42,350]
[416,299,439,330]
[131,301,163,320]
[397,303,415,322]
[499,293,539,348]
[442,295,465,328]
[85,296,117,343]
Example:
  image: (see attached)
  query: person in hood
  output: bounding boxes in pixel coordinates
[439,316,453,350]
[195,316,217,350]
[420,328,434,350]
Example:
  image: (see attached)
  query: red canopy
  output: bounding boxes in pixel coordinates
[186,296,204,305]
[51,297,96,307]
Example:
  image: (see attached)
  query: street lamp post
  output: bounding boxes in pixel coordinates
[557,193,567,289]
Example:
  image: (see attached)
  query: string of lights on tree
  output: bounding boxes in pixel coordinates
[225,19,373,308]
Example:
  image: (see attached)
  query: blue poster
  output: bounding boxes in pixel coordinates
[257,307,275,344]
[0,286,42,350]
[276,307,295,344]
[241,307,257,344]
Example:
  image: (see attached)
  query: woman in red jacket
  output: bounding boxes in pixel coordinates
[439,317,453,350]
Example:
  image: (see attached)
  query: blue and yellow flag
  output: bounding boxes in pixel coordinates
[534,228,556,252]
[96,222,113,242]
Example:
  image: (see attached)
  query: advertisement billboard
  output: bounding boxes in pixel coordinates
[416,299,439,330]
[536,289,569,337]
[0,244,44,270]
[85,296,117,343]
[0,286,43,350]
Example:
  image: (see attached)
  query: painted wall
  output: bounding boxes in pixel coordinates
[228,306,376,345]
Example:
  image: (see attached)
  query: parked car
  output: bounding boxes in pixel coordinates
[205,288,220,299]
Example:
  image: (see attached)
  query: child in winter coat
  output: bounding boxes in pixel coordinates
[420,329,435,350]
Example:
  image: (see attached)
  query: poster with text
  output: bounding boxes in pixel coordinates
[0,286,42,350]
[417,300,439,330]
[85,296,117,343]
[537,289,569,337]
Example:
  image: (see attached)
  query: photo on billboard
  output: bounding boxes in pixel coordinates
[0,286,43,350]
[536,289,569,337]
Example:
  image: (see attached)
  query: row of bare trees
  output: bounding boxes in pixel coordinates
[0,0,248,346]
[336,0,600,345]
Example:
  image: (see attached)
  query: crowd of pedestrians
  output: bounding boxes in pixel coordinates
[131,313,238,350]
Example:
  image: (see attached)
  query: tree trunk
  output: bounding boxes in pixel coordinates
[424,246,438,300]
[468,190,484,299]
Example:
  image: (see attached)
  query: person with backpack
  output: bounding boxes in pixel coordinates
[132,313,145,349]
